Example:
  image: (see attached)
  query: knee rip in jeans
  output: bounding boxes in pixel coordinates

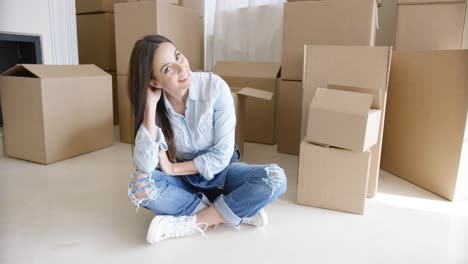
[128,173,161,211]
[261,164,286,198]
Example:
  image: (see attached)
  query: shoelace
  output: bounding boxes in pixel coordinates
[162,218,209,239]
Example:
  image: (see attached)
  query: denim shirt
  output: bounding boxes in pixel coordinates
[132,72,236,181]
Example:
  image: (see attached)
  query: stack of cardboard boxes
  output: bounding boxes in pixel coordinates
[278,0,379,155]
[297,45,392,213]
[114,0,204,144]
[76,0,122,125]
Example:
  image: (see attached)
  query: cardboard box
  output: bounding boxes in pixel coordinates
[305,88,381,152]
[232,87,273,155]
[277,80,302,155]
[107,71,119,125]
[181,0,205,17]
[381,50,468,201]
[297,140,371,214]
[282,0,377,81]
[395,0,467,51]
[76,0,115,14]
[77,13,116,71]
[0,64,114,164]
[117,75,133,144]
[212,61,280,144]
[114,1,202,75]
[302,45,392,198]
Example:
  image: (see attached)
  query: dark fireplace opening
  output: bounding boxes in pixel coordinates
[0,33,42,127]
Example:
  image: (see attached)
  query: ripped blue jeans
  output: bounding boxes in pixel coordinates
[128,159,287,227]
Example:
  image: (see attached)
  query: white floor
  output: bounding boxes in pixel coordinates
[1,128,468,264]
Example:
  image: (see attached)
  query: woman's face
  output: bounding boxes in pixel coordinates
[149,42,192,97]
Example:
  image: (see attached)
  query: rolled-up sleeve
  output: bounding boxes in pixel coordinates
[193,80,236,180]
[133,124,168,174]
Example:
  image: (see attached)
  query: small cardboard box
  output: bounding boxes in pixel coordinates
[232,87,273,155]
[302,45,392,198]
[76,0,115,14]
[277,80,302,155]
[117,75,133,144]
[0,64,114,164]
[305,88,381,152]
[212,61,280,144]
[114,1,202,75]
[297,140,371,214]
[282,0,377,81]
[395,0,467,51]
[382,49,468,201]
[77,13,116,71]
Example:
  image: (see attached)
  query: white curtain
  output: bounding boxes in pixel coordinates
[208,0,285,70]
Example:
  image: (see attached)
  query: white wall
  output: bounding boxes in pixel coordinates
[0,0,78,65]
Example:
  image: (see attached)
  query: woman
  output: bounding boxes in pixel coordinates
[127,35,287,245]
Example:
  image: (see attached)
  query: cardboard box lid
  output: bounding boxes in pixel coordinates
[212,61,281,79]
[1,64,108,79]
[311,88,375,115]
[76,0,114,14]
[232,87,273,100]
[327,84,383,109]
[397,0,466,4]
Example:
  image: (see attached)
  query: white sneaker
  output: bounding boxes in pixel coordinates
[241,209,268,227]
[146,215,208,244]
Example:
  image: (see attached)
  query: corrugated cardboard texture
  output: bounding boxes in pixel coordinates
[282,0,376,81]
[114,1,202,75]
[277,80,302,155]
[107,71,119,125]
[381,50,468,201]
[213,62,280,144]
[305,88,381,152]
[0,64,114,164]
[302,45,392,198]
[297,141,371,214]
[77,13,116,71]
[395,2,466,51]
[117,75,133,144]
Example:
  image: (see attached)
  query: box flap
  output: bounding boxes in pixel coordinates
[397,0,466,4]
[327,84,383,109]
[311,88,374,115]
[233,87,273,100]
[213,61,281,79]
[4,64,108,79]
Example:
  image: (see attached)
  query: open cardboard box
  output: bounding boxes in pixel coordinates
[232,87,273,155]
[305,88,381,152]
[0,64,114,164]
[213,61,280,145]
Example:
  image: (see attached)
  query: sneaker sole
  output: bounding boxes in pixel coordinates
[258,209,269,227]
[146,215,168,244]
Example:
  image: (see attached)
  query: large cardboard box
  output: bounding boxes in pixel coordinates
[107,71,119,125]
[297,140,371,214]
[277,80,302,155]
[232,87,273,155]
[0,64,114,164]
[77,13,116,71]
[305,88,381,152]
[212,61,280,144]
[382,50,468,201]
[114,1,202,75]
[117,75,133,144]
[282,0,377,81]
[395,0,467,51]
[302,45,392,198]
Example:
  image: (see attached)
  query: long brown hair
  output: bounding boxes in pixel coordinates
[128,35,176,161]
